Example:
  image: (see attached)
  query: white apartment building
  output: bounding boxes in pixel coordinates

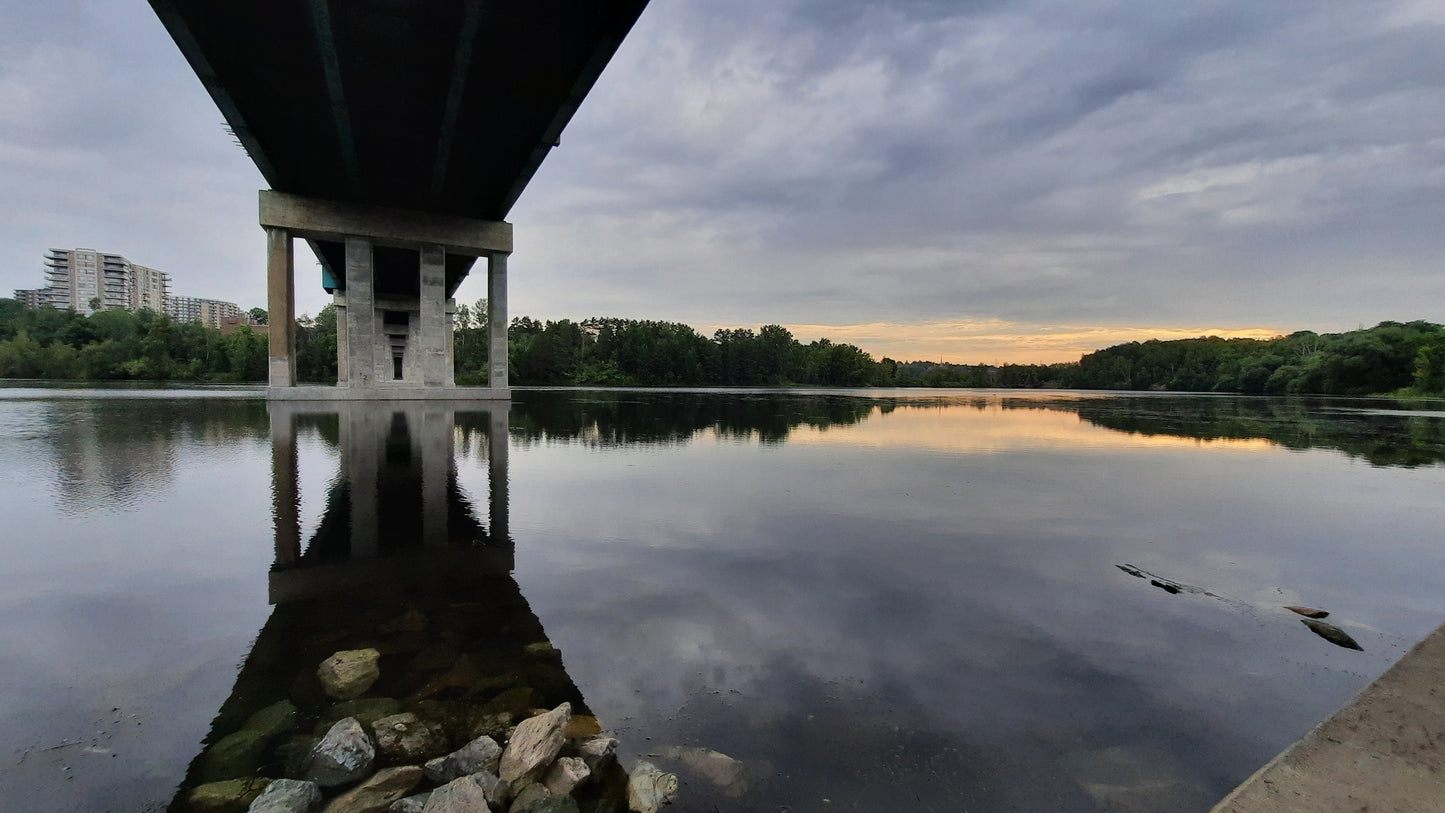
[30,248,171,315]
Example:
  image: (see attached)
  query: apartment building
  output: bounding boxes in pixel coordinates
[24,248,172,315]
[167,295,243,329]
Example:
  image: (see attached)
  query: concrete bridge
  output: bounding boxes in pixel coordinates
[150,0,650,399]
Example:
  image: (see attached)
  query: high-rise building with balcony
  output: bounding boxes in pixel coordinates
[26,248,171,315]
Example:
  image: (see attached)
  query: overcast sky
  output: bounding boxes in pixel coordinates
[2,0,1443,362]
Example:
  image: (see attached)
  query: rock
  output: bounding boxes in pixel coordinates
[470,712,514,743]
[379,610,428,635]
[305,718,375,787]
[411,655,484,702]
[563,716,601,739]
[510,782,552,810]
[1285,605,1330,619]
[465,672,523,697]
[245,701,300,740]
[322,766,424,813]
[480,687,534,718]
[423,735,503,783]
[575,737,617,774]
[1302,619,1364,651]
[324,698,403,731]
[318,649,382,700]
[188,777,273,812]
[388,793,430,813]
[372,713,448,765]
[522,642,560,661]
[652,746,743,795]
[626,761,677,813]
[408,642,461,673]
[279,735,320,780]
[199,729,270,782]
[499,702,571,784]
[247,779,322,813]
[422,774,495,813]
[542,757,590,796]
[513,796,579,813]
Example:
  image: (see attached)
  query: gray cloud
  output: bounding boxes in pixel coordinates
[2,0,1442,350]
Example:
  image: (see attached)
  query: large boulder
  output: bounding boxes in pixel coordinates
[626,761,678,813]
[304,718,375,787]
[388,793,429,813]
[188,777,273,812]
[321,766,424,813]
[423,735,502,783]
[247,779,321,813]
[421,774,495,813]
[372,713,448,765]
[318,649,382,700]
[499,703,571,785]
[199,729,270,782]
[322,698,403,732]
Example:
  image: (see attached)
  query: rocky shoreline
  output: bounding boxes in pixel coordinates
[180,627,679,813]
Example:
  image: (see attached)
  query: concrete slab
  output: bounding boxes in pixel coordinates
[1211,620,1445,813]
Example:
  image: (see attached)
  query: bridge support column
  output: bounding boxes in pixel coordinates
[488,252,508,389]
[269,404,300,565]
[344,237,376,388]
[419,245,450,386]
[267,227,296,387]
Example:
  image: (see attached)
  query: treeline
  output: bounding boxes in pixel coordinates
[2,297,1441,396]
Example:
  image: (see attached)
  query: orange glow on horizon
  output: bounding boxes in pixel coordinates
[697,320,1285,365]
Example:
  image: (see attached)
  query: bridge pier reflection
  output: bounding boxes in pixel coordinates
[167,403,619,810]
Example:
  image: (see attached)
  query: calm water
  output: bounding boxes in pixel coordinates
[1,387,1443,812]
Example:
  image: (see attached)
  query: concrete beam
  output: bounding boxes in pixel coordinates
[259,190,512,255]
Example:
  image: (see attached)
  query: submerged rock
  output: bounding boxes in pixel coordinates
[1285,606,1330,619]
[423,734,503,783]
[499,702,571,784]
[563,716,601,739]
[318,649,382,700]
[1302,619,1364,651]
[200,729,270,782]
[324,699,403,732]
[188,777,273,812]
[244,701,300,740]
[372,713,448,765]
[1149,579,1180,595]
[652,746,744,795]
[321,766,423,813]
[247,779,321,813]
[305,718,375,787]
[626,761,678,813]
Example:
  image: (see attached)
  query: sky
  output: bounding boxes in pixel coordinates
[2,0,1443,363]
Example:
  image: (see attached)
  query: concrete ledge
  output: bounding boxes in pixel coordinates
[267,385,511,401]
[1211,620,1445,813]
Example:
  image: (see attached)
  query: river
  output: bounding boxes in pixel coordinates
[0,387,1442,812]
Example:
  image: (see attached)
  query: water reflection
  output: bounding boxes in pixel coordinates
[169,403,632,811]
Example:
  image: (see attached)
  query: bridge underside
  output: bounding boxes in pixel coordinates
[150,0,649,398]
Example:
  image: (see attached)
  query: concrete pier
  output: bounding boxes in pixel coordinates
[1212,620,1445,812]
[260,191,512,400]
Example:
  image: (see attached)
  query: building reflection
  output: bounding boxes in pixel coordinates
[168,403,604,811]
